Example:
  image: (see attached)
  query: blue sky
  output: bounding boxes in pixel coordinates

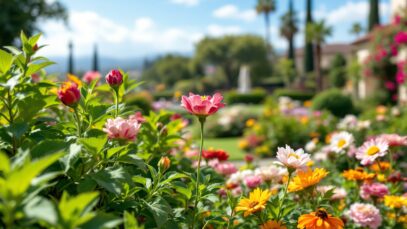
[40,0,392,58]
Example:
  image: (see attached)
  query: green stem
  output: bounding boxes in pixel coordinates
[7,89,16,155]
[114,89,119,118]
[192,117,205,229]
[277,170,292,221]
[74,108,82,137]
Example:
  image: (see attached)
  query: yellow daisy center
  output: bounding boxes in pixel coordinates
[337,139,346,148]
[367,146,380,156]
[288,153,300,159]
[201,96,207,101]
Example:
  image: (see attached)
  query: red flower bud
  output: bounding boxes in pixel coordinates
[244,154,254,163]
[105,69,123,88]
[33,43,39,51]
[58,82,81,107]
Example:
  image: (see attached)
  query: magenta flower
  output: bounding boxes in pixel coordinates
[103,117,141,141]
[360,182,389,200]
[181,92,225,117]
[395,31,407,45]
[244,175,262,189]
[377,134,407,147]
[346,203,382,229]
[83,71,101,84]
[105,69,123,87]
[396,61,406,84]
[129,111,146,123]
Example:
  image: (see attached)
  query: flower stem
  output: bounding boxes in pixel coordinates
[74,108,82,137]
[114,89,119,118]
[277,170,292,221]
[192,117,205,229]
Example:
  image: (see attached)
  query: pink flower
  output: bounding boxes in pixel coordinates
[346,203,382,229]
[395,31,407,45]
[385,81,396,90]
[360,182,389,200]
[214,162,237,176]
[316,185,347,200]
[376,134,407,147]
[103,117,141,141]
[244,175,262,189]
[396,61,406,84]
[31,73,40,83]
[393,14,401,25]
[58,82,81,107]
[276,145,311,171]
[244,154,254,163]
[231,186,242,196]
[129,111,146,123]
[83,71,101,84]
[181,92,225,117]
[356,139,388,166]
[105,69,123,87]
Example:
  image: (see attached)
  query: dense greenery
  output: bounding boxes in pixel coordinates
[312,89,355,117]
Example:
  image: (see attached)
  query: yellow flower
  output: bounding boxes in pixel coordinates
[300,116,309,125]
[377,174,386,182]
[306,160,314,167]
[303,100,312,108]
[235,188,272,217]
[325,134,332,144]
[67,74,83,87]
[174,90,182,99]
[384,195,407,208]
[297,208,344,229]
[238,140,249,149]
[398,215,407,223]
[342,168,375,181]
[288,168,328,192]
[245,118,256,127]
[260,220,287,229]
[376,105,387,114]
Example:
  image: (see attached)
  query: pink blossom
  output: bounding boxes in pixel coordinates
[105,69,123,87]
[347,203,382,229]
[244,154,254,163]
[385,81,396,91]
[244,175,263,189]
[395,31,407,45]
[181,92,225,117]
[231,186,242,196]
[393,14,401,25]
[103,117,141,141]
[396,61,406,84]
[129,111,146,123]
[390,44,399,56]
[83,71,101,84]
[356,139,388,166]
[31,73,40,82]
[360,182,389,200]
[214,162,237,176]
[376,134,407,147]
[276,145,311,171]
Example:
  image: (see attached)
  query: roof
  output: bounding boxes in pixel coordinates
[295,43,353,56]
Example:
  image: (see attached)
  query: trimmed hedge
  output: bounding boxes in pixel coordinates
[273,89,315,101]
[152,91,174,100]
[312,89,354,117]
[225,89,267,104]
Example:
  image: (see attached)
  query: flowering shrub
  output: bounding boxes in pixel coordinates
[0,33,406,228]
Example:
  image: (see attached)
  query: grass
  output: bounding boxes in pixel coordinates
[203,137,245,161]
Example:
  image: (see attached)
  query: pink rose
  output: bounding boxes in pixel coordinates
[103,117,141,141]
[360,182,389,200]
[129,111,146,123]
[83,71,101,84]
[395,31,407,45]
[181,92,225,117]
[244,175,262,189]
[105,69,123,87]
[347,203,382,229]
[214,162,237,176]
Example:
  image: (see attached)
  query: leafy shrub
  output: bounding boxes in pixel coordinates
[225,89,267,104]
[152,90,174,100]
[126,93,153,114]
[273,89,315,101]
[174,79,203,94]
[329,68,346,88]
[312,89,354,117]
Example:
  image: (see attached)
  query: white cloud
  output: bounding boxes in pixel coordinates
[170,0,199,7]
[213,4,256,22]
[206,24,242,36]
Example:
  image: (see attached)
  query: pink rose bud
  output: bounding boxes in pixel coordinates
[244,154,254,163]
[105,69,123,88]
[181,92,225,117]
[33,43,39,51]
[57,82,81,107]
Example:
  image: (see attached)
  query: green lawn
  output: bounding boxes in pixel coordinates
[203,137,245,161]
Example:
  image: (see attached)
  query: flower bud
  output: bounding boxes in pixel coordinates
[33,43,39,51]
[158,156,171,171]
[244,154,254,163]
[105,69,123,88]
[57,82,81,107]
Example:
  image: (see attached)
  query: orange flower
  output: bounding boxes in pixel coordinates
[67,74,83,87]
[369,161,391,172]
[342,168,375,181]
[260,220,287,229]
[297,208,344,229]
[235,188,272,217]
[288,168,328,192]
[246,118,256,127]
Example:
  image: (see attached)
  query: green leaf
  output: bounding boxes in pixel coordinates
[7,122,28,139]
[28,33,42,46]
[24,196,57,225]
[144,197,171,228]
[58,191,99,227]
[0,49,14,74]
[117,154,146,169]
[31,139,69,159]
[173,181,192,199]
[25,61,55,76]
[63,143,81,172]
[81,212,122,229]
[0,152,10,174]
[106,146,126,159]
[5,152,62,197]
[79,137,107,155]
[161,173,189,185]
[16,95,47,122]
[90,167,128,195]
[124,211,143,229]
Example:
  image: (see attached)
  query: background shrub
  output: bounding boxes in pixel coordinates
[224,89,267,104]
[312,89,354,117]
[272,89,315,101]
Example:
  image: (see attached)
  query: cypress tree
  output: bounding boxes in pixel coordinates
[68,41,74,74]
[288,0,295,63]
[304,0,314,74]
[92,43,99,72]
[368,0,380,31]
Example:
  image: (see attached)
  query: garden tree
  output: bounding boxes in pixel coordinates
[276,58,296,87]
[68,41,74,74]
[0,0,67,46]
[350,22,364,38]
[280,0,298,63]
[193,35,270,89]
[368,0,380,31]
[255,0,276,50]
[141,54,193,87]
[92,44,99,72]
[306,20,333,91]
[304,0,314,74]
[329,54,347,88]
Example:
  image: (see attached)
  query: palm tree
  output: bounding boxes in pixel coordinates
[350,22,363,38]
[256,0,276,50]
[306,20,332,91]
[280,0,298,62]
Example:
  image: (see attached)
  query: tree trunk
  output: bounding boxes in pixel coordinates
[288,36,295,63]
[315,44,322,91]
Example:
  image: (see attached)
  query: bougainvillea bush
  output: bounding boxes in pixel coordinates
[1,34,407,229]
